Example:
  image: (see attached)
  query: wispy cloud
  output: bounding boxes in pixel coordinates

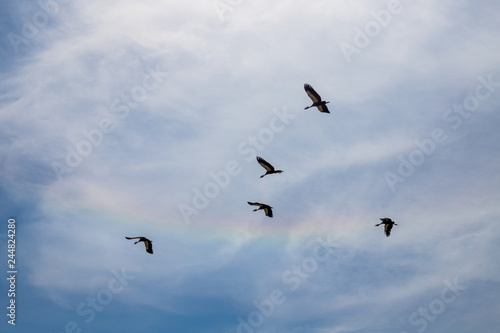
[1,1,500,332]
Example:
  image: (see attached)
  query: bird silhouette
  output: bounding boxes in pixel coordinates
[256,156,283,178]
[375,218,398,237]
[247,202,273,217]
[125,236,153,254]
[304,83,330,113]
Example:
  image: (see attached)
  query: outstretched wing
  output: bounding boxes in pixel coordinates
[248,201,264,207]
[263,206,273,218]
[304,84,322,103]
[256,156,275,172]
[317,104,330,113]
[144,239,153,254]
[384,223,393,237]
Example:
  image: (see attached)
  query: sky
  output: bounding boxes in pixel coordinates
[1,0,500,332]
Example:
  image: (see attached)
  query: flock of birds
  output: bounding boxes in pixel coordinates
[125,84,398,254]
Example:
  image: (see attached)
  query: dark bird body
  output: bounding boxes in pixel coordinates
[125,236,153,254]
[304,83,330,113]
[375,218,398,237]
[247,202,273,217]
[256,156,283,178]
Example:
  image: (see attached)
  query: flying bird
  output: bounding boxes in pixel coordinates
[256,156,283,178]
[125,236,153,254]
[304,83,330,113]
[375,218,398,237]
[247,202,273,217]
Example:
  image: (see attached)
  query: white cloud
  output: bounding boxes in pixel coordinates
[2,0,500,332]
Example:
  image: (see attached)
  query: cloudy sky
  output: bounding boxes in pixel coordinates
[1,0,500,332]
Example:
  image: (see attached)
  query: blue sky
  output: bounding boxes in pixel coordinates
[1,0,500,332]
